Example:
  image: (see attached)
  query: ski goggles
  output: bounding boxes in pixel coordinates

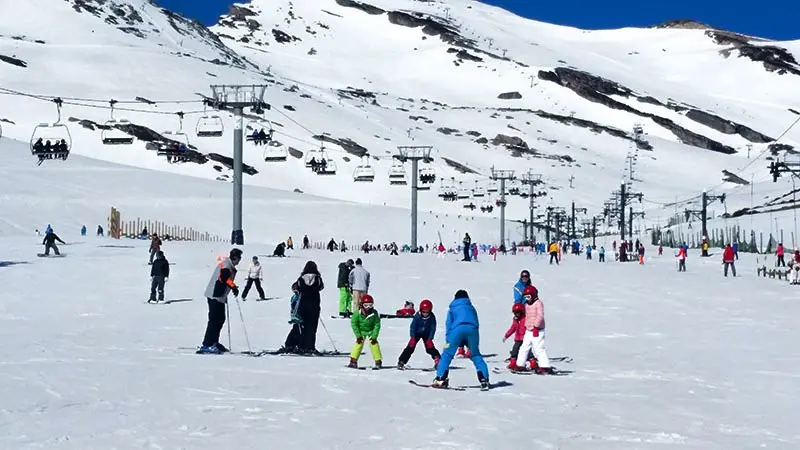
[362,303,374,309]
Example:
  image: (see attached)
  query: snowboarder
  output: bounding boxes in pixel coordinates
[397,299,440,369]
[148,233,162,264]
[348,294,382,369]
[198,248,242,354]
[42,229,65,256]
[348,258,370,312]
[149,250,169,303]
[503,302,528,369]
[513,270,532,304]
[242,256,265,300]
[283,261,324,354]
[337,259,354,318]
[432,290,489,389]
[515,285,553,374]
[723,244,736,277]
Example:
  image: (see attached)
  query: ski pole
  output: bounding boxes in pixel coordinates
[234,295,252,354]
[226,302,232,352]
[318,315,338,353]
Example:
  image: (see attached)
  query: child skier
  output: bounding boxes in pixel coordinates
[397,299,440,369]
[503,302,529,369]
[432,290,489,389]
[515,285,554,374]
[395,301,415,317]
[348,294,383,369]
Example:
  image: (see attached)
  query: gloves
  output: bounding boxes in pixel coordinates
[370,338,378,345]
[232,286,240,297]
[356,337,364,344]
[532,327,540,337]
[502,336,507,343]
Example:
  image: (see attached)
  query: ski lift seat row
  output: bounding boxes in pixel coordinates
[30,122,72,160]
[101,119,134,145]
[263,140,288,162]
[353,165,376,182]
[196,114,224,138]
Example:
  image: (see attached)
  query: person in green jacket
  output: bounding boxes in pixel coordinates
[336,259,354,317]
[348,294,382,369]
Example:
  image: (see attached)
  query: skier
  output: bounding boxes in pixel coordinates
[586,244,592,260]
[548,241,559,265]
[283,261,324,354]
[676,245,687,272]
[148,250,170,303]
[792,249,800,284]
[516,285,553,374]
[598,246,605,262]
[462,233,471,261]
[722,244,736,277]
[397,299,440,370]
[327,238,338,252]
[513,270,532,304]
[776,243,785,267]
[80,225,87,236]
[336,259,354,318]
[658,244,663,256]
[198,248,242,354]
[348,258,370,312]
[287,236,294,250]
[272,242,287,257]
[432,290,490,390]
[348,294,382,369]
[638,244,645,264]
[302,234,310,249]
[395,301,415,317]
[96,225,104,237]
[242,256,266,301]
[503,302,530,370]
[42,229,65,256]
[148,233,162,264]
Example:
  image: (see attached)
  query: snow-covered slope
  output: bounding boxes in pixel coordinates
[2,0,800,239]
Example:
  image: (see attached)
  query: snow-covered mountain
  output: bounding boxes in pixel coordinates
[2,0,800,237]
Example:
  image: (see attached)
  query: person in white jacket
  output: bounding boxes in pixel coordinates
[242,256,266,300]
[348,258,370,311]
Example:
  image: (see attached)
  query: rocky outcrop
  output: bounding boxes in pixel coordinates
[437,127,459,135]
[768,143,796,155]
[685,109,773,142]
[491,134,529,149]
[653,19,711,30]
[273,29,301,43]
[498,91,522,100]
[334,0,385,15]
[0,54,27,68]
[227,5,256,20]
[722,170,750,185]
[441,157,478,174]
[312,135,369,157]
[208,153,257,175]
[706,30,800,76]
[446,48,482,62]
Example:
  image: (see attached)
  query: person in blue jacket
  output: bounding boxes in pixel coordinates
[513,270,531,304]
[397,299,440,369]
[433,290,489,389]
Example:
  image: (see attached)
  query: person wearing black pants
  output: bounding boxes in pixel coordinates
[198,248,242,354]
[283,260,324,354]
[149,250,170,303]
[462,233,472,262]
[242,256,265,300]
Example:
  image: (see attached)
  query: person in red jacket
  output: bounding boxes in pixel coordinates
[503,302,529,370]
[722,244,736,277]
[676,246,687,272]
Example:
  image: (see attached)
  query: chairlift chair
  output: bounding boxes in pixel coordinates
[101,100,134,145]
[196,113,224,138]
[487,180,499,193]
[473,181,486,198]
[246,120,273,145]
[162,112,190,147]
[263,140,288,162]
[388,161,407,185]
[30,98,72,164]
[353,156,376,182]
[456,182,472,199]
[317,157,337,175]
[305,148,325,168]
[419,167,436,184]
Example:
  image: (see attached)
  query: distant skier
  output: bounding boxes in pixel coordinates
[272,242,286,257]
[149,234,162,264]
[548,242,559,265]
[397,299,440,370]
[432,290,489,390]
[776,243,786,267]
[462,233,471,261]
[80,225,87,236]
[598,246,605,262]
[197,248,242,354]
[336,259,354,318]
[722,244,736,277]
[302,234,310,249]
[96,225,104,237]
[676,245,687,272]
[149,250,170,303]
[348,258,370,312]
[242,256,266,301]
[42,229,65,256]
[286,236,294,250]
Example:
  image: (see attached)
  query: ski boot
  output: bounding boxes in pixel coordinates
[433,356,440,370]
[196,345,221,354]
[456,347,466,358]
[536,366,555,375]
[374,360,382,370]
[348,357,358,369]
[214,342,229,353]
[507,358,517,370]
[478,372,490,391]
[397,361,406,370]
[431,376,449,389]
[464,348,472,358]
[529,358,539,371]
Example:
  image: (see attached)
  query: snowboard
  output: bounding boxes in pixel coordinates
[37,253,66,258]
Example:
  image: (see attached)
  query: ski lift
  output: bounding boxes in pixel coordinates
[508,180,522,196]
[196,105,224,137]
[162,112,190,146]
[157,142,191,164]
[487,180,499,193]
[472,180,486,198]
[388,160,407,185]
[480,200,494,213]
[246,120,273,145]
[263,139,288,162]
[463,201,477,211]
[305,143,325,168]
[30,98,72,164]
[353,155,376,182]
[456,182,472,199]
[419,167,436,185]
[316,153,337,175]
[101,100,134,145]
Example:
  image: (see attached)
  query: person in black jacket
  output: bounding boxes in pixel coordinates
[149,250,170,303]
[336,259,354,318]
[42,230,66,256]
[282,260,324,354]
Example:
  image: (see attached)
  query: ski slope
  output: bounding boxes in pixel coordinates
[2,221,800,448]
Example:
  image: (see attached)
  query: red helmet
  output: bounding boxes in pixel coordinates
[512,303,525,314]
[419,299,433,312]
[522,285,538,299]
[361,294,374,305]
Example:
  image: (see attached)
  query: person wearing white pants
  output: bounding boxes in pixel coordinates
[514,285,553,374]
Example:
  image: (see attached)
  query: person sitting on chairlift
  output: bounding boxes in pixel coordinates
[257,129,268,144]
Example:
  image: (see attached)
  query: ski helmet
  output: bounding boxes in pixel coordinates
[361,294,374,306]
[512,303,525,314]
[522,285,538,299]
[419,299,433,312]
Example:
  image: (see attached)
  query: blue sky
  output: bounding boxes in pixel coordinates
[155,0,798,41]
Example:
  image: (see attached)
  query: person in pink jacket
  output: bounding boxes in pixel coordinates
[503,303,528,369]
[516,285,553,374]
